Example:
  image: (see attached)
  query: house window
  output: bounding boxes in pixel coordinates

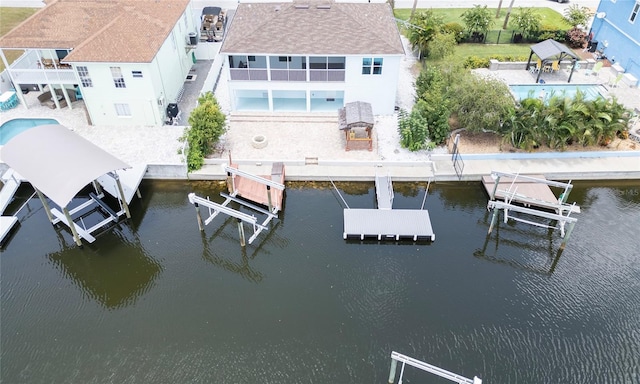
[132,71,143,78]
[77,66,92,87]
[631,2,640,23]
[114,103,131,117]
[362,58,383,75]
[111,67,126,88]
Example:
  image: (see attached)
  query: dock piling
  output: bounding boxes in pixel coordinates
[237,218,246,247]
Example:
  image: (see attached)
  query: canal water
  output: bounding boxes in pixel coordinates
[1,180,639,383]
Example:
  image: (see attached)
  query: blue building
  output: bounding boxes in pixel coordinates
[590,0,640,86]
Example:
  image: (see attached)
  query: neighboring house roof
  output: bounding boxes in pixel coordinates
[221,0,404,55]
[0,0,190,63]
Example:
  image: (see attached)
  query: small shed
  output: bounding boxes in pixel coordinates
[338,101,374,151]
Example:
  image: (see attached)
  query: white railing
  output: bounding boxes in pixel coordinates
[10,68,77,84]
[388,351,482,384]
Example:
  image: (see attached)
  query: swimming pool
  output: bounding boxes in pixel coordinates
[510,84,605,102]
[0,118,59,145]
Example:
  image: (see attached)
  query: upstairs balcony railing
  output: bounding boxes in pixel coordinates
[7,50,78,85]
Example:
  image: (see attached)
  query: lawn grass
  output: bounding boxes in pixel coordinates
[394,7,571,66]
[394,8,571,29]
[0,7,39,71]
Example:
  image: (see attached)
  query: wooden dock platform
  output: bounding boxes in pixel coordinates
[481,173,580,214]
[343,209,435,241]
[228,163,285,211]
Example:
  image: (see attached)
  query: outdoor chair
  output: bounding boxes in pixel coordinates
[551,61,560,72]
[587,61,604,77]
[609,73,623,88]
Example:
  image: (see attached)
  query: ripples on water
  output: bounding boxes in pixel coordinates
[1,180,639,383]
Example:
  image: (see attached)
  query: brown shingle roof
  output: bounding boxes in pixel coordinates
[221,1,404,55]
[0,0,191,63]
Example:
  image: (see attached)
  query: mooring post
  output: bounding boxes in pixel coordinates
[226,171,234,194]
[92,180,103,196]
[35,188,54,223]
[488,206,499,234]
[237,218,246,247]
[490,174,501,200]
[559,221,576,250]
[266,185,273,212]
[388,358,397,383]
[194,202,203,231]
[63,207,83,247]
[114,174,131,218]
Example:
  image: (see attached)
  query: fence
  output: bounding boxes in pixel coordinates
[463,29,537,45]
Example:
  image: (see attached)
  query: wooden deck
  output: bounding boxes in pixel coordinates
[230,163,285,211]
[482,175,558,208]
[481,174,579,213]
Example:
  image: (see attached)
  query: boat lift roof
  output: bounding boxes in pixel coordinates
[0,124,130,209]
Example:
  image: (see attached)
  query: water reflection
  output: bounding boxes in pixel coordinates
[47,226,162,309]
[474,210,565,275]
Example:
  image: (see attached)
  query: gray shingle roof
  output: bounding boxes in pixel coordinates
[0,0,191,63]
[221,1,404,55]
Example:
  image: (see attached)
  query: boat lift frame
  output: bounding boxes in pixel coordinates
[188,165,285,246]
[388,351,482,384]
[485,171,580,250]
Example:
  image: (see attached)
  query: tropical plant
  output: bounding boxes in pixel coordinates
[406,10,444,59]
[448,75,515,133]
[563,4,593,28]
[428,32,457,59]
[510,8,542,40]
[565,27,587,49]
[441,22,466,43]
[398,108,430,151]
[461,5,494,36]
[183,92,226,171]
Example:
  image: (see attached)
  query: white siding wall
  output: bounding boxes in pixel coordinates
[80,6,197,126]
[344,55,401,115]
[224,54,401,115]
[80,62,160,126]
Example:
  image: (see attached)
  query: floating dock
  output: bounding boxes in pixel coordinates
[343,174,435,241]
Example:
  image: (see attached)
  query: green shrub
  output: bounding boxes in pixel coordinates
[398,109,430,151]
[183,92,226,172]
[442,22,465,43]
[463,56,490,69]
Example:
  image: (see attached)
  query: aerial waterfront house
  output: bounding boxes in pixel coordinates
[0,0,198,126]
[590,0,640,86]
[219,0,405,114]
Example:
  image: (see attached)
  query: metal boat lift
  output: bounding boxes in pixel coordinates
[188,163,285,246]
[388,351,482,384]
[485,171,580,250]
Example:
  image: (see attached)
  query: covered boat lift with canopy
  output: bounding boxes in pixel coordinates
[0,124,146,246]
[526,39,580,83]
[339,101,374,151]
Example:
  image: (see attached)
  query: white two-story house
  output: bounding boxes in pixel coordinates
[219,0,405,115]
[0,0,198,126]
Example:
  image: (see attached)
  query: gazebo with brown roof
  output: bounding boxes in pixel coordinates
[338,101,374,151]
